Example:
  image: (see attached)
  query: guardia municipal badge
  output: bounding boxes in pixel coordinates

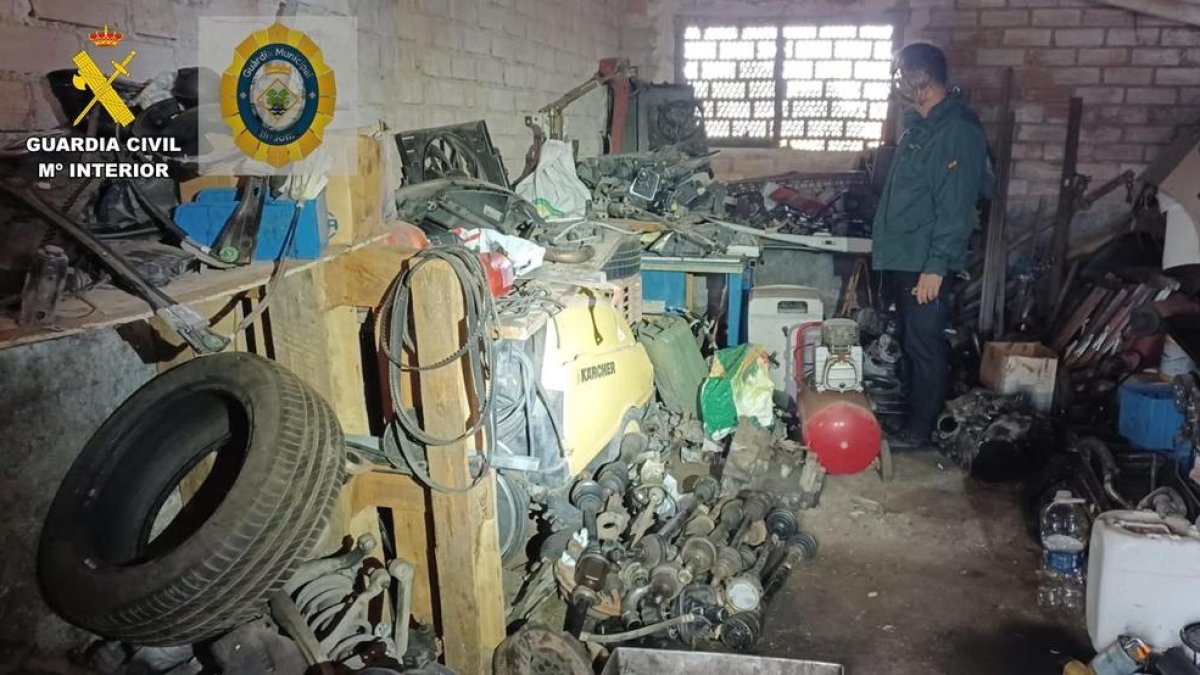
[219,22,335,168]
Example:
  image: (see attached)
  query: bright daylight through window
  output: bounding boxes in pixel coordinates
[680,23,895,151]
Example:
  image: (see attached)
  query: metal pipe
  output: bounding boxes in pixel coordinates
[579,613,704,644]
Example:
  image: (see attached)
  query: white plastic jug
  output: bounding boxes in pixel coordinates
[1087,510,1200,651]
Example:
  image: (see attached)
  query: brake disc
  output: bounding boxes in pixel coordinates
[492,625,591,675]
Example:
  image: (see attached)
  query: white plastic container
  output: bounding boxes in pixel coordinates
[747,285,823,393]
[1087,510,1200,651]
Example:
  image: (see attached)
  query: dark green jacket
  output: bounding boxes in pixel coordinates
[872,95,992,275]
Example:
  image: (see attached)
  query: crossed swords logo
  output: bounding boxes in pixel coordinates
[70,49,137,127]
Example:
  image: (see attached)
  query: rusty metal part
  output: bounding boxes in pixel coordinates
[648,562,685,603]
[18,244,69,325]
[268,591,333,671]
[493,625,591,675]
[683,513,716,537]
[543,245,595,264]
[285,535,375,595]
[387,559,415,658]
[1128,293,1200,337]
[553,559,621,617]
[1052,286,1109,353]
[1046,96,1084,311]
[632,533,671,568]
[596,511,629,542]
[711,545,744,586]
[1078,169,1135,211]
[680,536,717,578]
[730,491,772,548]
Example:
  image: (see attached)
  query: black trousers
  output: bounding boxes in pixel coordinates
[886,271,955,439]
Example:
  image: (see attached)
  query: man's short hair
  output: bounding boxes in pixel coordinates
[896,42,948,85]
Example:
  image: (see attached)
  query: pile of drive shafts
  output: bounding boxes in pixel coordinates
[554,451,819,652]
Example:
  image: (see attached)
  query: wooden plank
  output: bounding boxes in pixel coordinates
[410,259,505,672]
[350,471,435,624]
[323,245,416,309]
[0,235,387,352]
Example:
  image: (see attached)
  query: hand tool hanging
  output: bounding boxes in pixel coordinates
[212,176,269,265]
[0,181,230,353]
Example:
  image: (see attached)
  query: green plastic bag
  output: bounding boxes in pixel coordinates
[700,344,775,439]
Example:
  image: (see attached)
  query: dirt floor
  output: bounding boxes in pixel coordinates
[763,450,1092,675]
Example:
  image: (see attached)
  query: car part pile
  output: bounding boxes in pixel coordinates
[576,145,721,221]
[935,390,1055,482]
[268,535,437,672]
[37,353,347,645]
[554,463,819,651]
[394,178,544,240]
[722,419,828,509]
[540,406,822,652]
[721,171,876,238]
[86,535,441,675]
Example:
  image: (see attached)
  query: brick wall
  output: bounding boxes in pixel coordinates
[1,0,622,178]
[621,0,1200,226]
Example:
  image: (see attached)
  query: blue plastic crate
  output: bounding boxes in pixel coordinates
[173,188,331,261]
[1118,380,1193,464]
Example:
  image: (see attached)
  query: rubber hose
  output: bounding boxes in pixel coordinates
[543,245,595,264]
[580,613,704,644]
[1076,437,1132,508]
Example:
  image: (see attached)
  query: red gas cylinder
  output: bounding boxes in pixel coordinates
[798,384,881,475]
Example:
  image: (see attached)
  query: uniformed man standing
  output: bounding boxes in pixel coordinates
[872,42,992,447]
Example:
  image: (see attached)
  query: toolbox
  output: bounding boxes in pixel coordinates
[174,188,332,261]
[1118,377,1193,464]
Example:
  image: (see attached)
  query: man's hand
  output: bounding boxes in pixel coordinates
[914,273,943,304]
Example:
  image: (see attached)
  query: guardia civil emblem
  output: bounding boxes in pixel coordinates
[219,22,335,168]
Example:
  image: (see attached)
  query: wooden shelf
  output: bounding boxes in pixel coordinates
[0,235,385,351]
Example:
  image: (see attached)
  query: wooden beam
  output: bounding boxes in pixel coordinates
[350,470,436,624]
[323,245,417,309]
[410,259,505,672]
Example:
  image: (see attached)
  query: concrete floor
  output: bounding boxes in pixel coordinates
[762,450,1091,675]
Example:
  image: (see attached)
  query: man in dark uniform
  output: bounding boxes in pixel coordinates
[872,42,992,447]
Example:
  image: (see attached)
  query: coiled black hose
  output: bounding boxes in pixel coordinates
[380,245,498,492]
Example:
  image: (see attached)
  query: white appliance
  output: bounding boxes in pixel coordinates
[747,285,823,392]
[1086,509,1200,651]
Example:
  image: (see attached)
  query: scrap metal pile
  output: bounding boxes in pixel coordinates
[547,412,822,653]
[721,172,878,238]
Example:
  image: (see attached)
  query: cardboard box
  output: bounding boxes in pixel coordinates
[980,341,1058,411]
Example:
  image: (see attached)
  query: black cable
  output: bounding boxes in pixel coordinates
[380,245,498,493]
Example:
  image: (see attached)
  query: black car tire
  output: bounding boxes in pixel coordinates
[38,353,345,645]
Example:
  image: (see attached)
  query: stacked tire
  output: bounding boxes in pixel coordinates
[38,353,346,645]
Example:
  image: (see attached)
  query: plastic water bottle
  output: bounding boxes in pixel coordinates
[1038,490,1090,611]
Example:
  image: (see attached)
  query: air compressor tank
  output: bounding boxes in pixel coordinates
[798,383,881,475]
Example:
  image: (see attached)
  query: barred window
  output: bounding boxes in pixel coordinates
[679,22,895,151]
